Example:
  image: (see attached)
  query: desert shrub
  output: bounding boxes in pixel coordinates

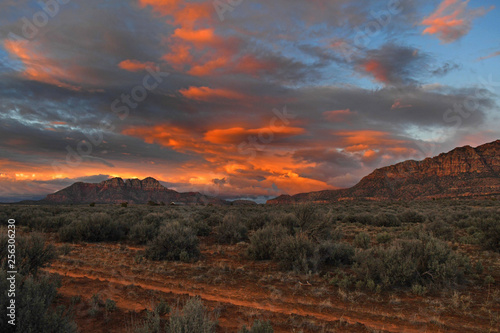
[168,297,217,333]
[246,213,272,230]
[275,213,300,234]
[129,213,164,244]
[0,234,76,332]
[105,299,117,312]
[239,320,274,333]
[331,226,344,241]
[354,232,371,249]
[376,232,392,244]
[143,213,165,225]
[185,218,211,237]
[399,210,426,223]
[316,241,355,268]
[145,221,200,261]
[294,203,317,227]
[425,219,454,241]
[58,213,124,243]
[374,213,401,227]
[134,308,165,333]
[154,299,170,316]
[353,236,469,289]
[477,217,500,252]
[343,213,376,225]
[215,213,248,244]
[274,233,316,273]
[294,204,332,241]
[247,225,289,260]
[129,222,158,244]
[1,233,57,276]
[4,274,78,333]
[88,294,103,317]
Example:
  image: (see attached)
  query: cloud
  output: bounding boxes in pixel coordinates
[431,62,460,76]
[118,59,156,72]
[323,109,355,122]
[355,43,428,86]
[204,126,305,145]
[0,0,498,200]
[391,99,412,109]
[477,50,500,61]
[421,0,493,43]
[179,86,246,101]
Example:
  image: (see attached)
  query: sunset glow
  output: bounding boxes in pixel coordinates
[0,0,498,202]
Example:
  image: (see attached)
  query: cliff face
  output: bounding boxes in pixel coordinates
[268,140,500,204]
[43,177,225,205]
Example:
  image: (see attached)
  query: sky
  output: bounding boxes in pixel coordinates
[0,0,499,202]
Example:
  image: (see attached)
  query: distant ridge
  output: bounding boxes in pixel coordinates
[39,177,226,205]
[267,140,500,204]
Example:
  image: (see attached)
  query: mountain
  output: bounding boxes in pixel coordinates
[267,140,500,204]
[41,177,226,205]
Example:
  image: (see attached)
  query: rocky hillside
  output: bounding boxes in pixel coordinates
[42,177,226,205]
[268,140,500,204]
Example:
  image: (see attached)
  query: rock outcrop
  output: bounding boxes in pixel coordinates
[42,177,226,205]
[267,140,500,204]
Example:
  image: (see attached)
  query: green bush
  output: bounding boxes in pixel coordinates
[353,236,469,289]
[399,210,426,223]
[376,232,392,244]
[0,234,76,332]
[215,213,248,244]
[129,222,158,244]
[168,297,217,333]
[275,213,300,234]
[1,233,57,276]
[294,204,332,241]
[105,299,117,312]
[247,225,289,260]
[316,241,355,268]
[477,217,500,252]
[374,213,401,227]
[239,320,274,333]
[354,232,371,249]
[425,219,454,241]
[58,213,124,243]
[186,218,211,237]
[274,233,316,273]
[145,221,200,261]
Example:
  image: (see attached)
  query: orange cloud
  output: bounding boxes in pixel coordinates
[118,59,155,72]
[173,28,216,43]
[323,109,353,122]
[391,99,412,109]
[234,55,275,75]
[179,86,246,101]
[187,57,229,76]
[123,125,202,152]
[137,0,182,15]
[362,59,388,83]
[163,43,193,69]
[336,130,406,152]
[139,0,238,76]
[4,40,81,90]
[421,0,493,43]
[204,126,305,144]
